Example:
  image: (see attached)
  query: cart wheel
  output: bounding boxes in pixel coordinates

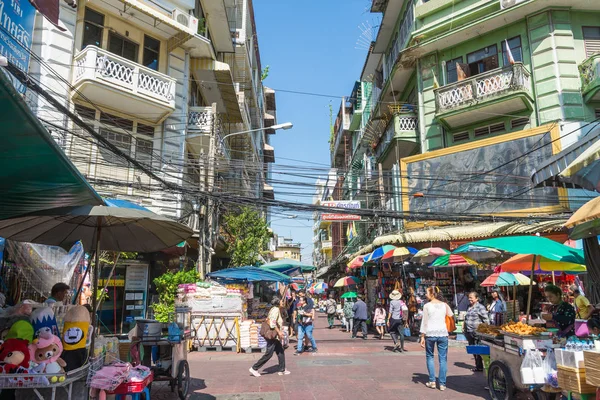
[488,361,515,400]
[177,360,190,400]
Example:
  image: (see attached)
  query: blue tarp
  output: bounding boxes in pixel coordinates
[104,199,150,211]
[208,266,292,283]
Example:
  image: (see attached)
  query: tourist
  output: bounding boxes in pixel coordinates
[249,296,290,376]
[373,302,387,339]
[419,286,453,391]
[325,294,337,329]
[387,290,408,352]
[343,297,355,333]
[352,294,368,340]
[570,285,593,320]
[464,292,489,372]
[287,290,297,337]
[542,284,576,337]
[44,283,70,306]
[488,289,506,326]
[294,297,317,355]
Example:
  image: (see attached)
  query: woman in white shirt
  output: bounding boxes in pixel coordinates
[250,296,290,377]
[419,286,453,391]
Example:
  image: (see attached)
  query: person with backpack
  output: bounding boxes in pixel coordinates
[325,294,337,329]
[293,297,318,355]
[387,290,408,352]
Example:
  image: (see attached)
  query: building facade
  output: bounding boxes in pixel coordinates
[322,0,600,274]
[273,236,302,261]
[23,0,276,272]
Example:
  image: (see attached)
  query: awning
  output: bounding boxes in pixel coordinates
[199,0,233,53]
[531,126,600,189]
[350,220,568,258]
[0,71,103,220]
[264,143,275,163]
[191,59,242,123]
[263,183,274,200]
[207,266,291,283]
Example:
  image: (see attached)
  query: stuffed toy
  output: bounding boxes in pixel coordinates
[0,338,30,373]
[62,306,92,372]
[5,320,34,344]
[29,331,66,382]
[30,307,59,339]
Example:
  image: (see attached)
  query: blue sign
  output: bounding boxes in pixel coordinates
[0,0,36,92]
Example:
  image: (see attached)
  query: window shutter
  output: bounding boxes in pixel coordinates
[585,38,600,58]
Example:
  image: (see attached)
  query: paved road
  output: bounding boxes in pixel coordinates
[153,313,490,400]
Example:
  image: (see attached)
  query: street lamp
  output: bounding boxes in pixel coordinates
[220,122,293,143]
[270,215,298,223]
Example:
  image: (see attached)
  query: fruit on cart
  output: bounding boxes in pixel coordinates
[500,321,546,335]
[476,323,502,335]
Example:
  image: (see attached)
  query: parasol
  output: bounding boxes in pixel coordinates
[347,256,365,269]
[334,276,360,287]
[341,291,357,299]
[430,254,477,307]
[208,266,292,283]
[312,282,328,294]
[469,236,585,320]
[452,244,501,261]
[381,247,417,263]
[481,272,535,287]
[565,197,600,240]
[363,245,397,263]
[262,258,315,273]
[412,247,450,264]
[500,254,586,273]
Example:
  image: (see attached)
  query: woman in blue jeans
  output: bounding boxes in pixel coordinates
[419,286,453,391]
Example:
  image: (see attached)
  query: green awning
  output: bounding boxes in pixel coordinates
[0,72,103,220]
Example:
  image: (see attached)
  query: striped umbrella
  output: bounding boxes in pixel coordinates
[481,272,535,287]
[312,282,328,294]
[430,254,476,308]
[364,245,397,263]
[412,247,450,264]
[334,276,361,287]
[381,247,418,263]
[347,256,365,269]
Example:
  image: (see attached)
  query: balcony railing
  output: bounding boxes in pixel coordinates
[580,54,600,102]
[374,112,418,159]
[73,46,176,108]
[435,63,531,114]
[187,106,230,160]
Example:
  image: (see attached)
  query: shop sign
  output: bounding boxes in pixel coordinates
[125,265,148,291]
[0,0,36,93]
[321,200,361,221]
[99,278,125,287]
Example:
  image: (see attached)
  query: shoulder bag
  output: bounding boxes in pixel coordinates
[445,304,457,333]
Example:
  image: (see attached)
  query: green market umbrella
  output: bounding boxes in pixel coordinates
[262,258,316,273]
[341,291,357,299]
[469,236,585,319]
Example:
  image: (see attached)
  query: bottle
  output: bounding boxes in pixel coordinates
[566,338,574,351]
[575,339,583,352]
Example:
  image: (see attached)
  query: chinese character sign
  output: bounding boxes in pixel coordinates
[0,0,36,92]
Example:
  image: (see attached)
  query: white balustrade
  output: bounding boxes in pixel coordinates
[435,63,531,114]
[73,46,176,108]
[188,106,213,133]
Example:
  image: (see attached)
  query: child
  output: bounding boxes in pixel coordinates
[374,302,387,339]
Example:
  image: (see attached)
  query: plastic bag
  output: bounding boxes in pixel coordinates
[543,349,559,388]
[521,349,544,384]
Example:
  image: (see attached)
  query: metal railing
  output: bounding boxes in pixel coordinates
[73,46,176,107]
[435,63,531,114]
[187,107,230,160]
[374,112,418,159]
[580,53,600,96]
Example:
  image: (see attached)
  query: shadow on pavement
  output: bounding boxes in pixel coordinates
[411,372,490,398]
[454,361,475,370]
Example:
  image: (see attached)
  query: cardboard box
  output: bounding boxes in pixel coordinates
[583,350,600,387]
[557,365,596,394]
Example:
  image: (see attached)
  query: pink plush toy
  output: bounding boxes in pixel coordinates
[28,331,66,382]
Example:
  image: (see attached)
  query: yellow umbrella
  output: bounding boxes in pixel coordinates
[565,196,600,239]
[500,253,586,273]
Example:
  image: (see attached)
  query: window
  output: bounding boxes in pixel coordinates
[74,104,96,120]
[502,36,523,66]
[82,8,104,50]
[583,27,600,58]
[135,138,153,165]
[474,122,505,138]
[99,112,134,130]
[467,44,499,76]
[445,57,463,84]
[137,123,155,137]
[511,117,530,129]
[108,32,138,62]
[143,35,160,71]
[452,131,469,142]
[99,129,131,166]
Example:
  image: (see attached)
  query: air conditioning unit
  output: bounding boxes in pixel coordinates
[172,9,198,32]
[500,0,527,9]
[230,28,245,45]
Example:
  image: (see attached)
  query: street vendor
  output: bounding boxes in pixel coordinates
[44,282,70,306]
[570,285,593,320]
[541,284,576,337]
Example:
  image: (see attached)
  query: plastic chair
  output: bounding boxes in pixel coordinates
[115,386,150,400]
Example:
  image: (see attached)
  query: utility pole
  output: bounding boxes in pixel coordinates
[378,162,385,236]
[205,103,217,275]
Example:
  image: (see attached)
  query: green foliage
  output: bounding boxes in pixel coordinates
[261,65,270,81]
[152,269,199,322]
[96,288,109,302]
[197,18,206,36]
[223,207,270,267]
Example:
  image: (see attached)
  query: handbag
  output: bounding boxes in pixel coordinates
[403,327,411,337]
[445,304,457,333]
[260,320,278,340]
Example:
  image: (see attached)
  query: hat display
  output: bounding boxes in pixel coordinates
[389,290,402,300]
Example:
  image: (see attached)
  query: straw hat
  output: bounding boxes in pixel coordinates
[389,290,402,300]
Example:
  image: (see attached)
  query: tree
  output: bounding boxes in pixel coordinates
[152,269,199,322]
[223,207,271,267]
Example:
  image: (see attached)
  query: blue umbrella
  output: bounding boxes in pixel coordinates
[364,245,397,262]
[208,266,292,283]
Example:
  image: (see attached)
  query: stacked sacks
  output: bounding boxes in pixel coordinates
[62,306,92,372]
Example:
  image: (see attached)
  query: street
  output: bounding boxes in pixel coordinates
[164,314,489,400]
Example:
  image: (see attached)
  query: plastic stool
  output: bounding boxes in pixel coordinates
[115,387,150,400]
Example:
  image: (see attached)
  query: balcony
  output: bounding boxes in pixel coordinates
[374,111,419,168]
[580,54,600,103]
[434,63,533,129]
[72,46,176,123]
[186,106,231,169]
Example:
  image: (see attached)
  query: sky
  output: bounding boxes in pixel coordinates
[253,0,378,263]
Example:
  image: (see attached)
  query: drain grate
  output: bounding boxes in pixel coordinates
[312,359,353,366]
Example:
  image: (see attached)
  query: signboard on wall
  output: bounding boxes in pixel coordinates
[125,265,149,291]
[402,127,562,215]
[321,200,361,221]
[0,0,36,93]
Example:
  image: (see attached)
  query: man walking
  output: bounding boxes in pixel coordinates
[325,294,337,329]
[293,297,318,355]
[352,294,368,340]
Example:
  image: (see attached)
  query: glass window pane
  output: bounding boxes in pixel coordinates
[503,36,523,65]
[445,56,462,84]
[144,35,160,52]
[108,33,138,62]
[583,27,600,39]
[108,34,122,55]
[99,129,131,166]
[85,8,104,26]
[136,138,153,165]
